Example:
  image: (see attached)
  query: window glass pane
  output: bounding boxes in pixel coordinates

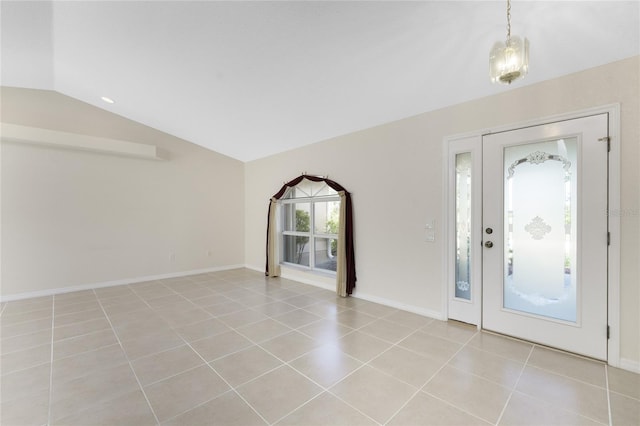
[455,152,472,300]
[503,138,577,322]
[314,201,340,234]
[282,235,310,267]
[314,237,337,271]
[283,203,311,232]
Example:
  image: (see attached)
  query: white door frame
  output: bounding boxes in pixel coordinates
[442,104,621,366]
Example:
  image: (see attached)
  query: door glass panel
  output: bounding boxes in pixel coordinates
[455,152,472,300]
[503,138,577,322]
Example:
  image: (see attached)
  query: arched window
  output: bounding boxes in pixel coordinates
[266,175,356,297]
[280,180,340,272]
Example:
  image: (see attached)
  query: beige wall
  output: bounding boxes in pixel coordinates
[1,88,245,297]
[245,57,640,366]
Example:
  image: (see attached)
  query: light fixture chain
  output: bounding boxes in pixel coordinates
[506,0,512,40]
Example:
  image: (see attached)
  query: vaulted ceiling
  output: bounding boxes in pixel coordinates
[2,1,638,161]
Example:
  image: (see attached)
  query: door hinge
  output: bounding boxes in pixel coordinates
[607,232,611,246]
[598,136,611,152]
[607,325,610,339]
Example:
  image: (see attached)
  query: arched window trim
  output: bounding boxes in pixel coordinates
[265,175,356,296]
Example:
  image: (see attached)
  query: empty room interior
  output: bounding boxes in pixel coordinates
[1,1,639,425]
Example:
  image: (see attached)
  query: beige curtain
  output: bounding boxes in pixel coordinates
[266,197,281,277]
[336,191,348,297]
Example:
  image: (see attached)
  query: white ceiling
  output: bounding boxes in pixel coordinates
[2,1,638,162]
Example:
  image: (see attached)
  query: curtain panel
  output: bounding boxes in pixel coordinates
[265,175,356,296]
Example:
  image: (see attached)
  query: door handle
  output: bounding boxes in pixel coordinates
[484,241,494,248]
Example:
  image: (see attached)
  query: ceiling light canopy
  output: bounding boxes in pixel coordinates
[490,0,529,84]
[101,96,115,104]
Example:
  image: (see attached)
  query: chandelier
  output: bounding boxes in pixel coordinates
[489,0,529,84]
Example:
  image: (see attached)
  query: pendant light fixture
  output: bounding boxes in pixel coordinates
[489,0,529,84]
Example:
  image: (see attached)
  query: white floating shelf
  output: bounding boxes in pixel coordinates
[0,123,167,161]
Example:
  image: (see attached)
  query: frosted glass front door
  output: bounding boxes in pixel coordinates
[503,139,577,321]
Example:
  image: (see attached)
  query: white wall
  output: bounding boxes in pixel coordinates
[245,57,640,366]
[1,88,245,298]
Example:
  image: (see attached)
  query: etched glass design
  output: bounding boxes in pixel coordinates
[503,138,577,322]
[455,152,472,300]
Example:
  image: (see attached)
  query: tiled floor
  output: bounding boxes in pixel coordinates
[1,268,638,425]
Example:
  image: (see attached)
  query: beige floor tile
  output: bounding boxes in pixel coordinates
[203,300,246,316]
[289,343,363,388]
[236,318,292,343]
[336,331,393,362]
[1,362,50,402]
[330,365,417,424]
[54,291,96,305]
[273,308,323,329]
[120,328,185,360]
[359,318,414,344]
[424,365,512,424]
[298,319,353,343]
[237,365,323,424]
[379,309,433,329]
[53,308,106,326]
[350,300,398,318]
[397,330,462,363]
[53,389,156,426]
[53,317,111,341]
[101,299,150,316]
[131,345,204,385]
[335,309,378,329]
[163,390,267,426]
[112,315,173,341]
[608,366,640,400]
[144,364,230,422]
[1,317,52,339]
[281,294,320,308]
[98,293,143,307]
[302,301,346,318]
[51,363,140,421]
[448,346,525,389]
[515,365,609,424]
[528,346,606,387]
[422,319,478,344]
[218,308,269,328]
[370,345,444,388]
[2,297,52,315]
[190,330,253,361]
[141,293,185,308]
[1,343,51,374]
[55,300,102,316]
[158,307,212,327]
[0,307,52,325]
[277,391,377,426]
[0,387,49,426]
[468,332,533,363]
[211,345,282,387]
[388,392,491,426]
[1,328,52,354]
[251,300,299,317]
[179,286,217,301]
[610,391,640,426]
[232,293,277,307]
[173,317,230,342]
[107,307,164,326]
[53,329,118,359]
[499,391,604,426]
[53,343,128,382]
[94,285,137,298]
[190,292,233,308]
[260,330,320,362]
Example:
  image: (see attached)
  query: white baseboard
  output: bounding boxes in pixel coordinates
[618,358,640,374]
[0,264,245,302]
[351,290,445,321]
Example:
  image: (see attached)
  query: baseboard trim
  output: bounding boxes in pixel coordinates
[618,358,640,374]
[0,264,245,302]
[351,290,445,321]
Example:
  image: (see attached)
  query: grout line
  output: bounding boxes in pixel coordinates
[94,290,161,426]
[494,343,535,425]
[605,365,613,426]
[46,295,55,426]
